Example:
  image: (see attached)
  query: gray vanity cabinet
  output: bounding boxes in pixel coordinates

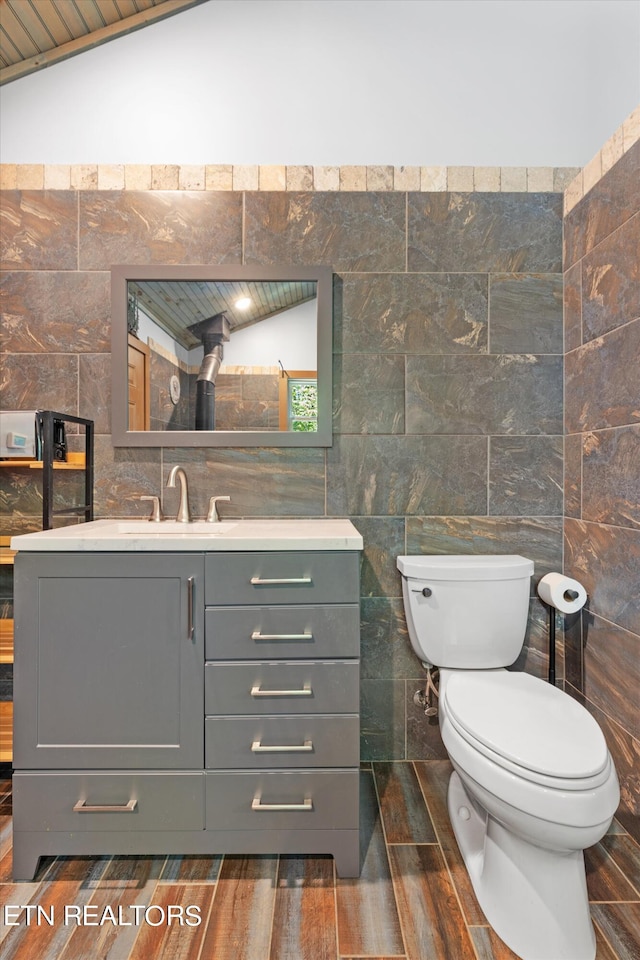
[12,545,361,881]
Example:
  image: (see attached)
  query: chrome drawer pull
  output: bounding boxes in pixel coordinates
[251,684,312,697]
[251,631,312,641]
[250,577,312,585]
[251,797,313,812]
[73,799,137,813]
[251,739,313,753]
[187,576,195,639]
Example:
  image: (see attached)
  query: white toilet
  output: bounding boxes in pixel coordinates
[397,554,619,960]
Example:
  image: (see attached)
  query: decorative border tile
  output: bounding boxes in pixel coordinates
[564,105,640,213]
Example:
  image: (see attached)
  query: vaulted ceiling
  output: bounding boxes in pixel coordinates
[0,0,207,85]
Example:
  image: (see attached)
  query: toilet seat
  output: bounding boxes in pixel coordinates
[443,671,610,790]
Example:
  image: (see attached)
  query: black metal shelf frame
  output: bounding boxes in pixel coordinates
[38,411,94,530]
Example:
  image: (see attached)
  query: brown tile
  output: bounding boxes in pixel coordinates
[585,842,640,902]
[564,519,640,635]
[158,853,223,882]
[469,925,521,959]
[0,271,110,353]
[564,140,640,268]
[93,437,162,518]
[405,682,450,763]
[489,436,563,516]
[0,191,78,271]
[352,516,405,600]
[78,190,243,270]
[582,426,640,529]
[334,354,405,435]
[374,762,437,844]
[360,679,407,762]
[406,354,563,436]
[564,261,583,353]
[582,212,639,342]
[336,771,405,957]
[408,192,562,273]
[127,882,216,960]
[269,856,337,960]
[79,354,111,434]
[360,597,416,680]
[583,613,640,741]
[489,273,563,354]
[600,835,640,897]
[0,353,78,413]
[198,856,278,960]
[564,432,583,519]
[337,272,488,356]
[565,319,640,433]
[413,760,486,925]
[388,843,478,960]
[591,903,640,960]
[244,192,406,272]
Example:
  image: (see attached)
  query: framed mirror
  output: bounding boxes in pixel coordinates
[111,264,333,447]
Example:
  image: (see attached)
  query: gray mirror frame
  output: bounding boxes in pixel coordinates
[111,263,333,447]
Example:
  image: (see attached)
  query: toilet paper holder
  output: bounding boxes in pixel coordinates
[536,573,587,686]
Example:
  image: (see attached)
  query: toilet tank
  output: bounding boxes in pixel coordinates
[397,555,534,669]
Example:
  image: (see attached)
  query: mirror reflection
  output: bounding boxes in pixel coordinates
[111,265,333,448]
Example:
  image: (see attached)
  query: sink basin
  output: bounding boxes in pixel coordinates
[108,520,238,535]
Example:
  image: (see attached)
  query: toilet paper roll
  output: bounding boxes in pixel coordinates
[537,572,587,614]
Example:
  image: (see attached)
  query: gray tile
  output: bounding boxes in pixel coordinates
[565,319,640,432]
[360,679,406,761]
[350,516,405,599]
[78,191,243,270]
[361,597,416,680]
[406,515,563,582]
[406,354,563,435]
[93,437,162,517]
[489,274,563,354]
[406,681,449,761]
[337,272,488,355]
[408,192,563,273]
[333,354,405,434]
[489,436,563,516]
[582,425,640,528]
[162,446,326,518]
[327,435,487,517]
[245,192,406,272]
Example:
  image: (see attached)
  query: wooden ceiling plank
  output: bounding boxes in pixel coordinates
[0,3,41,61]
[0,0,208,84]
[48,0,93,37]
[5,0,59,55]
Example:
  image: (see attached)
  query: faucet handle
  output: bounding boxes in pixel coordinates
[207,495,231,523]
[140,495,164,522]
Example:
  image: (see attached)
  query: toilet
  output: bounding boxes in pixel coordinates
[397,554,619,960]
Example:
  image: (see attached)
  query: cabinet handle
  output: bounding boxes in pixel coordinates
[251,739,313,753]
[187,576,194,638]
[251,631,312,641]
[251,797,313,812]
[73,799,137,813]
[250,577,312,586]
[251,684,312,697]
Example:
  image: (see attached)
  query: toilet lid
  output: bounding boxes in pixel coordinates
[444,671,609,779]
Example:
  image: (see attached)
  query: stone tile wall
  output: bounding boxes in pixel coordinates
[563,139,640,841]
[0,183,564,762]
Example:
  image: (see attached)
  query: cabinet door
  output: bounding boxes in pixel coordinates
[14,552,204,769]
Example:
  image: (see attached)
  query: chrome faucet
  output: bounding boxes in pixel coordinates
[206,495,231,523]
[167,465,191,523]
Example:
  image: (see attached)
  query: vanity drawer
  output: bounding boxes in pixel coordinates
[205,714,359,769]
[206,769,359,831]
[205,604,360,660]
[205,661,360,715]
[12,771,204,833]
[205,552,360,606]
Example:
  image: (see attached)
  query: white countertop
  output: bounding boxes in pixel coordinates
[10,518,363,552]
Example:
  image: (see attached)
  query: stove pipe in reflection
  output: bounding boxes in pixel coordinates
[188,312,230,430]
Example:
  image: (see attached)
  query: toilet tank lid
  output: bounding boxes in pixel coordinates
[397,554,534,581]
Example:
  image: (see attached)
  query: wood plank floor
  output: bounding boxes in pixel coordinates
[1,762,639,959]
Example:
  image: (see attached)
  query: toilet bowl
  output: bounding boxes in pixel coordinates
[397,554,620,960]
